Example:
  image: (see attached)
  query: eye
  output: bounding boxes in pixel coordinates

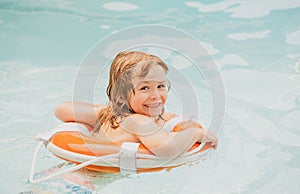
[158,84,166,89]
[140,86,149,91]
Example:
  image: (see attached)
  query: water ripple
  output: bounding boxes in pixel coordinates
[0,1,145,21]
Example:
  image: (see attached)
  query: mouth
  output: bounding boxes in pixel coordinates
[144,102,161,108]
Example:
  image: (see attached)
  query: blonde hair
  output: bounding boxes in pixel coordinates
[93,50,169,133]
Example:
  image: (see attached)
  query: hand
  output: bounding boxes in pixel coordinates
[201,129,218,149]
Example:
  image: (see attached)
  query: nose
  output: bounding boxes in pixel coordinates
[150,88,160,100]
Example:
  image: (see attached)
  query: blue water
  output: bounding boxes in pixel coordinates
[1,0,300,193]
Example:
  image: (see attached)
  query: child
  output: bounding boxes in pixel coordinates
[55,51,217,158]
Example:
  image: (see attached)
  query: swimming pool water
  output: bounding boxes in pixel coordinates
[0,0,299,193]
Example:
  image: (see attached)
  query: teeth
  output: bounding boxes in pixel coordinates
[146,103,160,107]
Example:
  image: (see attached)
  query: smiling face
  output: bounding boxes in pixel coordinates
[129,64,168,117]
[104,51,169,125]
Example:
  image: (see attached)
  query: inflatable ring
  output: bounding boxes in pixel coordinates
[30,123,213,183]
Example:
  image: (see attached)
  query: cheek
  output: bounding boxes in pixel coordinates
[129,94,143,108]
[161,92,168,103]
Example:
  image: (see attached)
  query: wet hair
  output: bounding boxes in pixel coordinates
[93,51,169,133]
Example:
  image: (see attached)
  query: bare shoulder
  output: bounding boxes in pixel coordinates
[120,114,159,135]
[122,114,153,128]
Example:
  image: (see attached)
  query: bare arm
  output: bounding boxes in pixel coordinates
[55,101,105,128]
[120,114,215,158]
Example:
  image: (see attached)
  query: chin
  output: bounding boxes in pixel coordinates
[148,110,163,117]
[142,107,163,117]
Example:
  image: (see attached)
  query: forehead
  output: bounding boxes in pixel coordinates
[132,64,167,84]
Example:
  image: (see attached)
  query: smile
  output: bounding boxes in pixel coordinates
[144,103,161,108]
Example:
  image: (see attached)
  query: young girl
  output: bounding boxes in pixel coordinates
[55,51,217,158]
